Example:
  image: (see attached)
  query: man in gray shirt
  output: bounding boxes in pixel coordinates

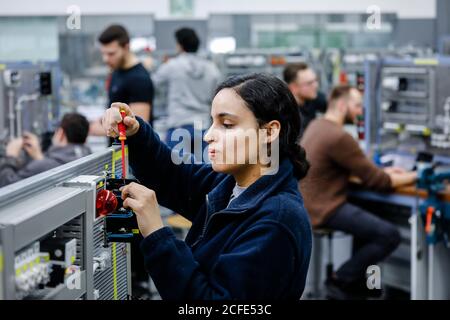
[152,28,221,161]
[0,113,91,187]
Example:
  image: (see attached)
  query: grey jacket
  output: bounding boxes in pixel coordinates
[0,144,91,188]
[152,53,221,129]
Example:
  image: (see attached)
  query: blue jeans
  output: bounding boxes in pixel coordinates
[165,124,209,163]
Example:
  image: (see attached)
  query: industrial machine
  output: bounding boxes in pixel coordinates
[0,146,134,300]
[346,55,450,299]
[415,162,450,300]
[338,47,434,93]
[416,162,450,246]
[0,62,61,154]
[362,56,450,155]
[362,56,450,177]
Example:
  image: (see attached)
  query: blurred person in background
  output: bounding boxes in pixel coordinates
[0,113,91,187]
[300,85,417,299]
[283,62,327,134]
[90,24,154,136]
[152,27,221,161]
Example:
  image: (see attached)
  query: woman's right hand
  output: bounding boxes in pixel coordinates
[102,102,140,138]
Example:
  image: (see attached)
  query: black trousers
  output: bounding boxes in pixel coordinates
[322,203,401,286]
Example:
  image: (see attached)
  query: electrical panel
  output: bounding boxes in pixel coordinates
[364,57,450,156]
[0,147,132,300]
[0,62,60,147]
[14,234,79,299]
[380,66,434,134]
[14,242,52,299]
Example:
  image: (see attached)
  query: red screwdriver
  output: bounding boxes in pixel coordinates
[117,107,127,179]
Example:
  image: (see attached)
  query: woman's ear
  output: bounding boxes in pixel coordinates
[262,120,281,144]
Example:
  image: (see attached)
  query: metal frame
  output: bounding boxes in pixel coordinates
[349,189,450,299]
[0,147,131,300]
[0,61,61,145]
[358,55,450,299]
[0,187,88,299]
[364,55,450,154]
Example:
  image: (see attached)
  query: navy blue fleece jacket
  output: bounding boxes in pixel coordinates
[128,117,312,300]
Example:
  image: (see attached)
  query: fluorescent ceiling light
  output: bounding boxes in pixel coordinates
[209,37,236,54]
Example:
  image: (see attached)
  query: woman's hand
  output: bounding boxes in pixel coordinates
[121,182,164,238]
[102,102,140,138]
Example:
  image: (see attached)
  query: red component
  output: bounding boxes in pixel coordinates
[118,108,127,178]
[339,71,348,84]
[357,116,365,140]
[120,140,126,178]
[96,189,118,217]
[118,109,127,141]
[425,206,434,234]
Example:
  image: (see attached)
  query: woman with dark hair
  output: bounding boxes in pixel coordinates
[102,73,312,300]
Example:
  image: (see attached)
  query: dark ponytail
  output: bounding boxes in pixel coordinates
[287,142,310,180]
[216,73,309,180]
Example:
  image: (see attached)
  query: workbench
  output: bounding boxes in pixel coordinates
[348,183,450,299]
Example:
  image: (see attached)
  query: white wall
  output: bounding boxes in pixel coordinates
[195,0,436,19]
[0,0,436,19]
[0,17,58,61]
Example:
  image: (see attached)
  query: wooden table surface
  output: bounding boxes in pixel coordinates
[394,184,450,201]
[350,181,450,202]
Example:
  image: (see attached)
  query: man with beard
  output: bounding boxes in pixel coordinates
[90,24,154,136]
[300,85,417,299]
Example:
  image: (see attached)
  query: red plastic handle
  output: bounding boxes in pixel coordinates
[425,206,434,234]
[118,108,127,141]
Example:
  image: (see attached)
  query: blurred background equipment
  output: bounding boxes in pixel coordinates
[0,62,61,154]
[340,55,450,300]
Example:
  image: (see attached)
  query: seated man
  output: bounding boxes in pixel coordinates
[0,113,91,187]
[299,85,417,299]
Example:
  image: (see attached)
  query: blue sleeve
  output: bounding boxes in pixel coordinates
[140,222,299,300]
[127,117,221,221]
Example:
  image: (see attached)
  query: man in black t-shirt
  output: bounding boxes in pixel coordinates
[283,63,327,134]
[298,91,327,132]
[90,25,154,136]
[108,63,154,124]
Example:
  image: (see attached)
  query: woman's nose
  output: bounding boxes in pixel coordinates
[203,127,214,143]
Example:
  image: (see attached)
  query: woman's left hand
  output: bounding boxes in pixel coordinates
[120,182,164,238]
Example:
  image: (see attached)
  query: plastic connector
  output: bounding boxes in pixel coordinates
[93,250,111,273]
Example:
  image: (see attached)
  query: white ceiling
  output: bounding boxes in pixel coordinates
[0,0,436,19]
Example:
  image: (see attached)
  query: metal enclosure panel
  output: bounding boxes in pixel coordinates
[0,147,131,299]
